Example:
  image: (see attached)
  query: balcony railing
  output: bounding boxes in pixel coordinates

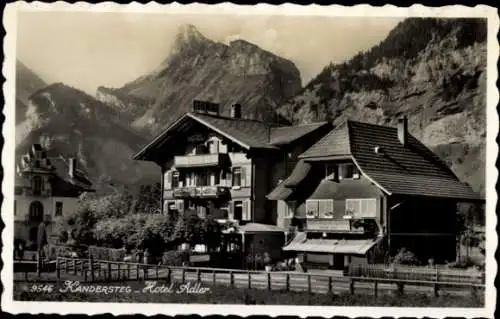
[172,186,230,199]
[305,218,365,233]
[174,153,227,168]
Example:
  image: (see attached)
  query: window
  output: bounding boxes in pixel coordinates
[233,201,243,220]
[171,171,180,188]
[232,167,242,186]
[32,176,43,195]
[55,202,63,216]
[14,200,17,216]
[207,140,219,154]
[15,186,23,195]
[319,200,334,218]
[346,198,377,218]
[29,201,43,223]
[198,170,208,186]
[210,171,220,186]
[339,164,360,180]
[325,164,337,181]
[307,199,334,218]
[306,200,319,218]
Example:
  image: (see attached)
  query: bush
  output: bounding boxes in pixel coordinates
[392,248,420,265]
[161,250,189,266]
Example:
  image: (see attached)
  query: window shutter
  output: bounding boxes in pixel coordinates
[227,171,233,187]
[362,198,377,218]
[164,171,172,189]
[177,200,184,212]
[228,201,234,220]
[243,200,251,221]
[241,167,247,186]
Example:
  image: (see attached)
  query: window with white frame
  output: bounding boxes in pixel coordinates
[319,199,334,218]
[345,198,377,218]
[306,199,334,218]
[325,164,337,181]
[306,200,319,218]
[232,167,242,186]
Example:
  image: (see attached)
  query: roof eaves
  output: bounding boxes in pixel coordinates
[132,112,191,160]
[351,156,392,195]
[189,113,252,150]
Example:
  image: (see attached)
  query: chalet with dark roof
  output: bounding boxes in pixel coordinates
[268,117,483,269]
[14,144,94,246]
[134,100,332,225]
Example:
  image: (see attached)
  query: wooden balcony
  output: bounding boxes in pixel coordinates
[305,218,365,233]
[172,186,230,199]
[174,153,227,168]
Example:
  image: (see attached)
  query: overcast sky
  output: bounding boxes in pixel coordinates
[17,12,402,95]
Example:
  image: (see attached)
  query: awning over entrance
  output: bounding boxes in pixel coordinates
[283,237,380,255]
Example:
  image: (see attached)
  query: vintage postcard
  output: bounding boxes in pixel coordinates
[1,2,498,317]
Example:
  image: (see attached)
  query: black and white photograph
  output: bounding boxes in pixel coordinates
[1,2,498,318]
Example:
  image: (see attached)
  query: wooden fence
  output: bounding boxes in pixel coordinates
[348,263,485,284]
[27,257,484,298]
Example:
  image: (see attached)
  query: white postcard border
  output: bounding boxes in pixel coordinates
[2,2,498,318]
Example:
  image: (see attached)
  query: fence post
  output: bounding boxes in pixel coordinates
[65,258,68,273]
[73,259,77,275]
[248,272,251,289]
[181,268,186,283]
[307,274,312,295]
[196,268,201,283]
[212,270,216,286]
[84,260,88,282]
[328,276,332,294]
[36,251,41,277]
[156,265,159,280]
[89,256,94,282]
[374,281,378,298]
[117,264,121,280]
[136,263,140,280]
[229,271,234,288]
[107,262,111,281]
[285,273,290,292]
[267,272,271,291]
[397,282,404,295]
[349,278,355,295]
[167,268,172,284]
[56,257,60,280]
[144,265,148,280]
[127,263,131,280]
[434,266,439,297]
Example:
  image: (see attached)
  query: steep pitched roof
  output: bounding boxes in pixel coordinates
[134,112,330,161]
[191,113,276,149]
[269,122,329,145]
[299,122,351,159]
[294,120,482,201]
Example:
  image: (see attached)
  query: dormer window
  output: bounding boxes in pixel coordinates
[339,163,360,180]
[32,176,43,196]
[325,164,337,181]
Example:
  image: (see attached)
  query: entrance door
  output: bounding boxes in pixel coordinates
[333,254,345,270]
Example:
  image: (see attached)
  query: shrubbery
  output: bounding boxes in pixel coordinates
[55,185,222,262]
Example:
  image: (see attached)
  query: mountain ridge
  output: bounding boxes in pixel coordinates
[95,24,302,134]
[277,18,487,195]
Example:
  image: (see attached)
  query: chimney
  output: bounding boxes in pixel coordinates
[397,116,408,147]
[69,158,77,179]
[231,103,242,119]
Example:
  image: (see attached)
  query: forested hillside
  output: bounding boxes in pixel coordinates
[278,18,487,195]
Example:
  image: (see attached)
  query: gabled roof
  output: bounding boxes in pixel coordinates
[299,122,351,159]
[278,120,482,201]
[269,122,329,145]
[133,112,330,161]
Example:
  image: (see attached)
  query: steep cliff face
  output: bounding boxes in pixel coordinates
[16,60,47,124]
[96,24,302,133]
[277,18,487,195]
[16,83,159,194]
